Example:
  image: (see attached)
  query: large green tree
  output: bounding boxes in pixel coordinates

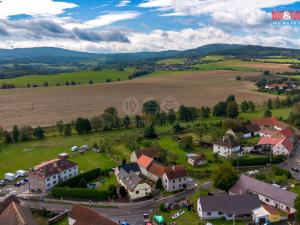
[212,163,238,191]
[12,125,20,142]
[143,100,160,115]
[226,101,239,118]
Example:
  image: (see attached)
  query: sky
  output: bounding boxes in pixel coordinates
[0,0,300,53]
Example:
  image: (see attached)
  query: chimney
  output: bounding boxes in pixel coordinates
[58,153,68,160]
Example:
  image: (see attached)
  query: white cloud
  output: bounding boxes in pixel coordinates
[0,0,77,19]
[83,12,141,28]
[117,0,131,7]
[1,26,299,53]
[139,0,299,26]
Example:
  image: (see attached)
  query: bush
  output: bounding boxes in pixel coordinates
[52,187,108,201]
[232,156,285,167]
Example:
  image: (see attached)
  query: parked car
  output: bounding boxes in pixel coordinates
[87,183,97,189]
[71,146,79,152]
[5,173,16,181]
[291,167,300,173]
[20,180,27,185]
[16,170,27,177]
[14,182,21,187]
[0,180,6,187]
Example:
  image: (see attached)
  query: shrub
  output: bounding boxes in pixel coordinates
[52,187,108,201]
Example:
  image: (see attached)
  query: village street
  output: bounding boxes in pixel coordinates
[281,141,300,180]
[20,184,200,225]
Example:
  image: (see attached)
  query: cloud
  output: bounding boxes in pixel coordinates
[139,0,299,26]
[3,18,130,43]
[1,26,299,53]
[84,12,141,28]
[0,0,77,19]
[73,29,130,43]
[0,25,9,36]
[117,0,131,7]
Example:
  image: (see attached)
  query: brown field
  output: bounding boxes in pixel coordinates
[246,62,297,72]
[0,70,276,129]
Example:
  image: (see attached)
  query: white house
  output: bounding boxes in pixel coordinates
[28,153,78,193]
[162,165,188,192]
[213,138,241,157]
[197,195,262,221]
[117,169,151,200]
[258,137,293,156]
[230,175,297,214]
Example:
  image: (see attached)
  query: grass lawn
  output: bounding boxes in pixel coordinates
[239,107,291,120]
[193,60,260,72]
[256,58,300,63]
[202,55,228,61]
[54,218,68,225]
[0,69,133,88]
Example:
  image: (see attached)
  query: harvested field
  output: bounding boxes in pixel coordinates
[0,70,277,129]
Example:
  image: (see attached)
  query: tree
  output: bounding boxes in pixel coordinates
[274,97,281,109]
[20,126,33,141]
[78,178,87,188]
[123,115,131,129]
[12,125,20,143]
[119,186,127,197]
[213,102,227,117]
[43,81,49,87]
[240,101,249,112]
[100,113,115,131]
[201,107,211,118]
[235,75,241,80]
[226,101,239,118]
[156,178,163,190]
[264,110,272,118]
[3,131,12,144]
[104,107,118,117]
[267,98,273,110]
[180,135,193,151]
[33,126,45,139]
[56,120,64,134]
[90,116,102,132]
[212,163,238,191]
[167,109,177,124]
[226,95,236,103]
[64,123,72,136]
[143,125,158,139]
[142,100,160,115]
[295,196,300,223]
[135,115,144,128]
[172,122,183,134]
[248,101,255,112]
[108,184,117,199]
[74,117,91,134]
[122,158,127,165]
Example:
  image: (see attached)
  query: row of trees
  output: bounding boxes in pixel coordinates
[1,125,45,144]
[213,95,246,118]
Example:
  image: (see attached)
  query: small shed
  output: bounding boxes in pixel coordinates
[252,207,270,224]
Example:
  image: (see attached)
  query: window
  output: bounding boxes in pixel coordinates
[179,178,181,182]
[47,178,50,181]
[179,184,181,188]
[165,179,167,183]
[173,180,175,183]
[265,198,270,203]
[207,212,211,216]
[136,191,139,194]
[173,186,175,189]
[286,206,290,212]
[227,214,232,217]
[218,212,222,215]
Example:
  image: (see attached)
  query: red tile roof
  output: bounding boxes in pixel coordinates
[252,117,288,130]
[258,137,284,145]
[279,128,294,139]
[147,162,165,177]
[137,154,153,169]
[0,201,38,225]
[69,205,118,225]
[164,165,187,180]
[29,158,77,178]
[278,138,293,153]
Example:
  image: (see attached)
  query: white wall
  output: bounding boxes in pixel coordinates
[213,145,241,157]
[272,144,289,156]
[162,173,187,192]
[128,182,151,200]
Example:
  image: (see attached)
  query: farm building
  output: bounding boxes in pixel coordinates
[230,175,297,214]
[213,138,241,157]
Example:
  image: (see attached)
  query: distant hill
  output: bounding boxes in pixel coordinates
[1,44,300,79]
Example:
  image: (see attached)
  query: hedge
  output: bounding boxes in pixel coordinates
[56,168,110,188]
[52,187,108,201]
[52,168,111,200]
[232,155,285,167]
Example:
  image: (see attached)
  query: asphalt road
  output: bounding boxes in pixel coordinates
[20,187,199,225]
[281,141,300,180]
